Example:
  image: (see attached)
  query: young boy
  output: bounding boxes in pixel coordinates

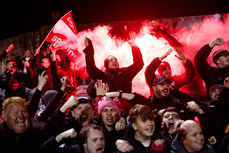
[116,104,170,153]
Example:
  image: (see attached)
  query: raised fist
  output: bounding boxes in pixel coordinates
[209,36,225,47]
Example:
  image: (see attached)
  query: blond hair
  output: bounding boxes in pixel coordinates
[2,96,27,115]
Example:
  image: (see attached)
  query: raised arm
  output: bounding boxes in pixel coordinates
[194,37,225,90]
[44,95,78,138]
[38,76,68,122]
[0,43,14,61]
[122,45,144,80]
[172,48,195,89]
[39,128,77,153]
[27,71,48,118]
[195,36,225,71]
[145,48,173,87]
[83,37,105,80]
[106,91,151,107]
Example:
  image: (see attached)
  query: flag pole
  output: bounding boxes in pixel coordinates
[34,10,73,56]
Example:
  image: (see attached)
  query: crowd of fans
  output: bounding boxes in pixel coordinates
[0,22,229,153]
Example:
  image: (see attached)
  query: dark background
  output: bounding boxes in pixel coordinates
[0,0,228,40]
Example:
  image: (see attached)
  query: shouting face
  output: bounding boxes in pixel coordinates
[4,103,30,134]
[100,106,119,131]
[105,55,119,71]
[84,129,105,153]
[71,103,94,127]
[162,111,180,135]
[153,81,172,99]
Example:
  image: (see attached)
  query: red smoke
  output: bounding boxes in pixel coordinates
[59,13,229,98]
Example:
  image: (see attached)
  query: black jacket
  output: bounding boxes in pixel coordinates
[197,100,225,148]
[119,124,170,153]
[1,69,29,99]
[44,110,83,139]
[84,39,144,98]
[0,118,45,153]
[129,90,200,120]
[39,135,84,153]
[194,44,229,95]
[170,134,216,153]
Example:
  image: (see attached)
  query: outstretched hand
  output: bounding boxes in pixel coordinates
[174,47,186,63]
[84,37,91,47]
[94,79,109,96]
[159,48,173,61]
[60,76,68,91]
[37,71,49,91]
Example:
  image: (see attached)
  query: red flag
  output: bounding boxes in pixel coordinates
[35,10,80,60]
[45,10,78,44]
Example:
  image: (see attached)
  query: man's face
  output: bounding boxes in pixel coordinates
[153,82,172,98]
[42,59,50,68]
[216,53,229,67]
[84,129,105,153]
[183,123,204,153]
[106,55,119,70]
[25,51,31,58]
[210,89,221,101]
[101,106,119,128]
[4,103,30,134]
[161,67,172,79]
[132,117,155,138]
[71,103,94,126]
[162,111,180,135]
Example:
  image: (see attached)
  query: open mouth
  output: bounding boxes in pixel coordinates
[106,116,113,122]
[168,120,174,127]
[16,119,26,126]
[162,89,169,94]
[80,115,88,123]
[145,127,154,133]
[96,147,103,151]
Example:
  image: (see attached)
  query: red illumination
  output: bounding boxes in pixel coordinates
[54,14,229,98]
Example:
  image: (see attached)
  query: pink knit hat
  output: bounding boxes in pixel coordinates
[98,96,121,117]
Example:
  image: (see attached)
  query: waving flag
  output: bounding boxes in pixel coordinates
[45,10,78,44]
[36,10,78,60]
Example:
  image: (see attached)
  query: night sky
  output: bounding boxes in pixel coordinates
[0,0,228,40]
